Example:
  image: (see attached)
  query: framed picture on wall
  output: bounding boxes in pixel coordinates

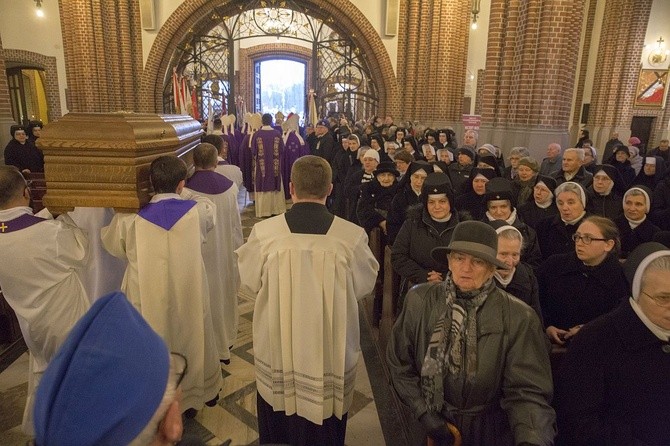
[635,68,668,108]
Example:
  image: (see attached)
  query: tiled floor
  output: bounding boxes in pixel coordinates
[0,189,404,445]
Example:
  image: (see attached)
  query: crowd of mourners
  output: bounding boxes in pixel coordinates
[3,112,670,445]
[199,112,670,445]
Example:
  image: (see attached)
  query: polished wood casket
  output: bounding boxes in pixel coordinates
[38,112,202,213]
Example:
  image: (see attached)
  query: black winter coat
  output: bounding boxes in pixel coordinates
[455,191,487,221]
[357,180,398,234]
[387,186,420,245]
[3,139,44,173]
[518,201,559,231]
[650,174,670,230]
[614,215,660,258]
[585,188,623,220]
[555,302,670,446]
[537,252,627,330]
[391,207,459,284]
[494,262,544,325]
[535,214,588,260]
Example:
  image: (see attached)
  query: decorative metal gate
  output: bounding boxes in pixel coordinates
[163,0,379,122]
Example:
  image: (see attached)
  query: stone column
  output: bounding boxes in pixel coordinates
[587,0,654,147]
[0,35,17,152]
[396,0,471,128]
[58,0,144,112]
[479,0,584,159]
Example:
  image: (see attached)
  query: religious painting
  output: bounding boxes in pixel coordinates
[635,69,668,108]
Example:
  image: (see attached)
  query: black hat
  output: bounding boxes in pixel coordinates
[623,242,670,298]
[421,173,454,207]
[478,154,498,170]
[406,160,434,176]
[457,147,475,161]
[534,174,557,194]
[373,161,399,177]
[431,221,509,269]
[485,177,516,207]
[592,164,621,183]
[614,145,630,157]
[10,125,26,138]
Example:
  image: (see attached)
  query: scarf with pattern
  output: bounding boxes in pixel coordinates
[420,273,494,413]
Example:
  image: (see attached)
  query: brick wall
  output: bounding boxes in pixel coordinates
[140,0,399,119]
[482,0,584,130]
[2,49,62,121]
[0,36,12,119]
[571,0,597,127]
[475,69,485,116]
[58,0,144,112]
[587,0,666,146]
[395,0,470,126]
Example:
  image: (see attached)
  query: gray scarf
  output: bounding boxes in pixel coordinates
[420,274,494,413]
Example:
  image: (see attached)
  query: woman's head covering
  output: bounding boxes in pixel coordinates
[431,220,509,269]
[534,174,558,195]
[623,185,652,214]
[517,156,539,172]
[624,242,670,299]
[363,148,380,162]
[457,147,475,162]
[421,172,454,209]
[555,181,586,207]
[373,161,400,177]
[485,177,516,208]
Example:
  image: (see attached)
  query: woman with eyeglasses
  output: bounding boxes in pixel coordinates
[537,216,628,346]
[555,242,670,445]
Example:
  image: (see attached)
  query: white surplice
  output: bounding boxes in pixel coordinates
[0,206,90,434]
[101,193,223,411]
[185,178,244,361]
[236,215,378,424]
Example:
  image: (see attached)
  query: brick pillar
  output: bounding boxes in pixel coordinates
[0,35,17,153]
[396,0,470,127]
[587,0,653,147]
[58,0,144,113]
[479,0,584,159]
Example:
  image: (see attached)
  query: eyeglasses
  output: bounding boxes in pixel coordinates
[170,352,188,387]
[640,291,670,308]
[572,233,608,244]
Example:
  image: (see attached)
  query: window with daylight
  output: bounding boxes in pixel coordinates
[257,59,306,122]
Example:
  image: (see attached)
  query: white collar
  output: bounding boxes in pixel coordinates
[629,298,670,341]
[150,193,182,203]
[0,206,33,220]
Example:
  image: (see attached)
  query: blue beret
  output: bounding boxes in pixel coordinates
[316,119,329,127]
[34,291,170,445]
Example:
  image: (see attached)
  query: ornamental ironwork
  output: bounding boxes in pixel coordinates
[163,0,379,122]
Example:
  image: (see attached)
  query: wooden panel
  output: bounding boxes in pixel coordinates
[39,112,202,213]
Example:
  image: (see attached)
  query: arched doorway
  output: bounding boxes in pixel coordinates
[142,0,399,119]
[256,59,306,117]
[160,1,380,122]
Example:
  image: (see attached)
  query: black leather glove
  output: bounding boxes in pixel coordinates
[420,412,455,446]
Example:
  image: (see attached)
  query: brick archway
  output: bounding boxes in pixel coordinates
[140,0,399,118]
[3,49,62,121]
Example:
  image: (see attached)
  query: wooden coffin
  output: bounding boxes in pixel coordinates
[38,112,202,213]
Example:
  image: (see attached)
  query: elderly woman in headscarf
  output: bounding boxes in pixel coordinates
[391,174,459,305]
[555,242,670,445]
[536,181,589,259]
[387,161,434,244]
[614,186,660,259]
[632,156,665,190]
[607,145,636,189]
[511,156,539,207]
[537,216,628,346]
[387,221,556,446]
[454,168,497,221]
[502,147,530,180]
[491,222,544,323]
[585,164,623,220]
[518,175,559,230]
[483,177,542,269]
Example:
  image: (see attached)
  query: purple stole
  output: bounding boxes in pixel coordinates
[0,213,46,233]
[186,170,234,195]
[138,199,196,231]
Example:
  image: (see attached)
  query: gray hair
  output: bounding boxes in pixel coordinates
[555,181,586,207]
[509,147,530,158]
[564,147,585,161]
